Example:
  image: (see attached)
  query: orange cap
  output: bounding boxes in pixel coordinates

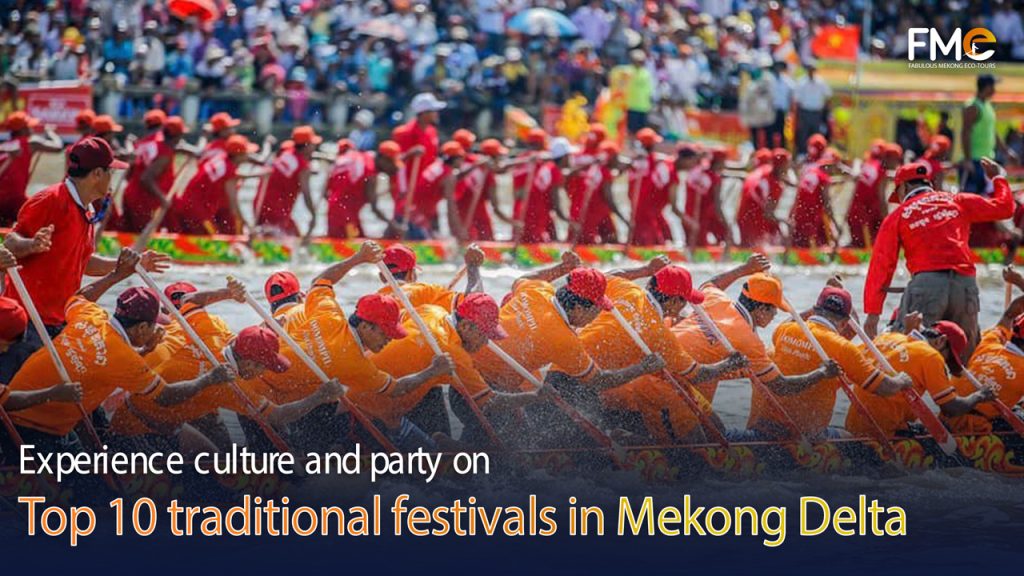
[709,146,729,163]
[598,140,620,156]
[754,148,772,165]
[205,112,240,133]
[636,127,663,146]
[771,147,790,167]
[452,129,476,150]
[378,140,402,159]
[279,140,295,151]
[869,138,887,158]
[742,273,784,309]
[882,142,903,160]
[807,133,827,152]
[526,127,547,145]
[589,123,607,138]
[74,108,96,128]
[337,138,355,152]
[92,114,123,134]
[441,140,465,158]
[480,138,508,157]
[143,109,167,128]
[929,134,951,154]
[291,125,322,146]
[163,116,188,137]
[5,111,39,132]
[225,134,258,155]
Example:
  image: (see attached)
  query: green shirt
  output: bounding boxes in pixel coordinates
[624,65,654,113]
[966,97,995,160]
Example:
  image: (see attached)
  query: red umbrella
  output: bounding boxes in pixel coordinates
[168,0,220,22]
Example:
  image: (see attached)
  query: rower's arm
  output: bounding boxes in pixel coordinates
[180,278,246,308]
[518,251,580,283]
[705,254,771,290]
[313,241,381,286]
[587,354,664,392]
[153,365,232,407]
[77,249,138,302]
[463,244,484,295]
[2,382,81,411]
[141,155,172,207]
[609,256,668,280]
[938,390,992,418]
[765,362,836,396]
[686,353,748,384]
[265,380,340,428]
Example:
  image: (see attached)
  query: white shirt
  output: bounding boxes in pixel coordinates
[794,76,832,112]
[772,72,794,111]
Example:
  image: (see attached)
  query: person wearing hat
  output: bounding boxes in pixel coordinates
[681,146,732,247]
[512,136,575,243]
[804,133,828,164]
[139,277,239,370]
[139,109,167,144]
[254,126,321,238]
[199,112,272,166]
[326,138,392,239]
[112,116,191,233]
[4,249,232,451]
[0,110,63,226]
[377,243,486,315]
[628,128,676,245]
[168,134,264,235]
[751,284,912,440]
[847,142,900,248]
[391,92,446,184]
[736,147,789,247]
[1,137,170,383]
[864,158,1014,354]
[923,134,951,189]
[672,256,839,412]
[565,124,608,242]
[402,139,481,240]
[90,114,130,156]
[945,267,1024,434]
[961,74,1017,195]
[347,108,376,152]
[73,108,96,142]
[453,138,512,242]
[575,260,749,445]
[788,148,841,248]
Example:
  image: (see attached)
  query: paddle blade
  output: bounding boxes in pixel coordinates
[901,389,956,456]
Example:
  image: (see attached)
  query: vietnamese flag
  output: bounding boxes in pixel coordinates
[811,25,861,61]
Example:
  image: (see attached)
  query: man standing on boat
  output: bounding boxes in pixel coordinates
[863,158,1014,357]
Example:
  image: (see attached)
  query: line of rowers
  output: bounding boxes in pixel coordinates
[6,108,1019,251]
[1,238,1022,462]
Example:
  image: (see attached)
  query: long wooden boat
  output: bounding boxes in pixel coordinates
[74,230,1024,267]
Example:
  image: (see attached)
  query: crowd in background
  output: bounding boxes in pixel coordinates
[0,0,1021,140]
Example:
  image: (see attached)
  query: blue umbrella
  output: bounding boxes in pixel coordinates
[507,8,579,37]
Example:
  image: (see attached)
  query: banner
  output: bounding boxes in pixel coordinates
[17,81,93,138]
[811,25,861,61]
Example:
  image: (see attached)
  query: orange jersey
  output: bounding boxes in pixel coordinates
[844,332,955,437]
[369,304,494,428]
[9,297,164,436]
[750,317,883,436]
[111,305,247,436]
[378,282,461,314]
[143,305,231,368]
[670,284,782,401]
[255,280,393,405]
[472,279,597,392]
[946,327,1024,432]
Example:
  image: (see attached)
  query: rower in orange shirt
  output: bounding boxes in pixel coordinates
[577,261,748,444]
[749,286,911,440]
[376,243,484,313]
[671,255,837,408]
[6,249,233,451]
[845,319,993,438]
[370,294,541,445]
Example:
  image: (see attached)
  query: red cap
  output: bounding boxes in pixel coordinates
[818,147,841,167]
[337,138,355,153]
[526,127,548,145]
[68,136,129,171]
[815,286,853,318]
[163,116,188,137]
[291,125,322,146]
[882,143,903,161]
[226,134,258,155]
[709,147,729,163]
[206,112,240,132]
[1012,313,1024,340]
[383,244,417,273]
[164,281,197,308]
[441,140,466,158]
[115,287,171,325]
[264,271,301,304]
[807,133,827,152]
[869,138,887,158]
[279,140,295,151]
[92,114,124,134]
[452,129,477,150]
[890,161,930,202]
[75,109,96,128]
[566,268,613,311]
[234,326,291,373]
[928,134,951,155]
[754,148,772,166]
[456,293,508,340]
[355,294,408,339]
[143,109,167,128]
[636,127,663,146]
[0,296,27,342]
[931,320,967,368]
[598,140,620,156]
[771,147,791,167]
[653,266,705,304]
[4,111,39,132]
[378,140,402,159]
[480,138,508,157]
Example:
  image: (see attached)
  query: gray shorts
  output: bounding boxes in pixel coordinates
[897,270,980,354]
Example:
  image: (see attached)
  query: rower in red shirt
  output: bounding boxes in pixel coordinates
[73,109,95,141]
[326,139,392,238]
[455,138,510,242]
[863,158,1015,355]
[168,135,262,235]
[923,134,951,189]
[113,116,191,233]
[392,93,445,234]
[804,133,827,164]
[789,149,840,248]
[0,111,64,226]
[628,128,677,245]
[736,148,789,247]
[847,142,900,248]
[199,112,240,164]
[254,125,320,238]
[683,146,732,247]
[403,140,473,240]
[0,137,169,382]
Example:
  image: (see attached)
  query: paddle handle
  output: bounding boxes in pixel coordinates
[783,298,829,362]
[8,268,72,383]
[963,369,1024,436]
[446,265,467,291]
[611,307,653,355]
[847,319,897,375]
[1006,281,1014,310]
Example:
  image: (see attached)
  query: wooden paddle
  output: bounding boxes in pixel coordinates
[847,319,958,456]
[7,267,121,491]
[625,163,643,246]
[135,267,294,453]
[961,368,1024,436]
[781,297,904,467]
[446,265,467,290]
[236,279,398,453]
[400,155,422,237]
[609,306,730,447]
[376,261,504,449]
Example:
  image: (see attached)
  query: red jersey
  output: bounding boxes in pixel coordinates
[326,150,376,238]
[117,137,175,233]
[736,165,781,247]
[454,161,495,241]
[685,164,729,246]
[789,166,830,248]
[255,148,310,235]
[199,138,228,164]
[408,159,450,227]
[0,136,33,225]
[847,158,886,247]
[7,181,95,325]
[864,176,1014,314]
[169,154,239,235]
[391,120,438,177]
[567,156,612,243]
[515,160,562,243]
[628,154,676,245]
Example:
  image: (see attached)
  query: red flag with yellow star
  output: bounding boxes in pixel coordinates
[811,25,861,61]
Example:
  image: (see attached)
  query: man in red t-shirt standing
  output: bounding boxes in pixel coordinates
[0,111,65,226]
[0,137,170,382]
[863,158,1014,356]
[392,92,445,236]
[254,126,320,238]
